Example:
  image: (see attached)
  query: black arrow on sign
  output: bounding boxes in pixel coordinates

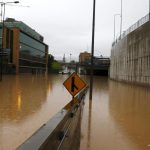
[71,77,78,92]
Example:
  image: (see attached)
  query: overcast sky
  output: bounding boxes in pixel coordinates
[4,0,149,61]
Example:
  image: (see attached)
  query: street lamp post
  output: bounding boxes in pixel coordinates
[89,0,96,100]
[149,0,150,21]
[0,1,19,81]
[120,0,122,38]
[114,14,121,42]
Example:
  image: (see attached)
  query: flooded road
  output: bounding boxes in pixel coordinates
[0,75,71,150]
[0,75,150,150]
[80,76,150,150]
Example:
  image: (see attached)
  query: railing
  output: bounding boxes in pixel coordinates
[17,86,88,150]
[126,14,149,35]
[112,13,150,46]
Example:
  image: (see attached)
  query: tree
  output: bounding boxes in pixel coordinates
[48,54,54,73]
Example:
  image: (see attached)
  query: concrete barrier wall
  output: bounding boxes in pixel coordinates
[110,21,150,86]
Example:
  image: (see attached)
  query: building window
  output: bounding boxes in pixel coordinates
[19,32,47,70]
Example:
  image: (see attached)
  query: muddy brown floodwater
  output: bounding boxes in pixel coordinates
[0,74,71,150]
[80,76,150,150]
[0,75,150,150]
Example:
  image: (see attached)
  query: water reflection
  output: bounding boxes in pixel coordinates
[80,77,150,150]
[17,94,21,111]
[109,81,150,150]
[87,100,92,150]
[80,76,111,150]
[0,75,49,122]
[1,75,150,150]
[0,74,70,150]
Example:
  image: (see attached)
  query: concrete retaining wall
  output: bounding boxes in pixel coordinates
[110,21,150,86]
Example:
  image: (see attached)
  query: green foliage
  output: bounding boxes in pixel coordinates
[52,61,62,70]
[47,54,62,73]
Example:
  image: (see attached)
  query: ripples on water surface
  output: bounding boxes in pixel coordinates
[0,75,150,150]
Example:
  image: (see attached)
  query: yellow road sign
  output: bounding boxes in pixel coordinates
[63,72,87,97]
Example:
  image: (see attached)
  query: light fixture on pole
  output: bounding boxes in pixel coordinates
[0,1,19,81]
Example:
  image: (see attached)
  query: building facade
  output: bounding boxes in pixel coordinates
[79,51,91,64]
[0,18,48,74]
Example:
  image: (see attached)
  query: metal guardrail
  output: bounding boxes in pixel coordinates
[17,86,88,150]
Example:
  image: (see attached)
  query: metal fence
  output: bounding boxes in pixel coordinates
[112,13,149,46]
